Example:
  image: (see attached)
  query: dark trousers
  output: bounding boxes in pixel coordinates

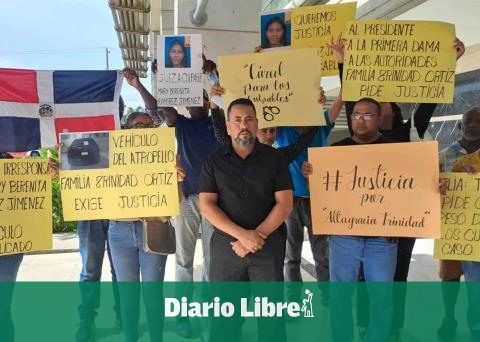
[209,230,286,342]
[284,197,329,283]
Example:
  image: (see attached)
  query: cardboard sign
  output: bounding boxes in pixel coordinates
[59,128,179,221]
[309,141,440,237]
[342,20,456,103]
[434,173,480,262]
[0,159,52,255]
[157,34,203,107]
[291,2,357,76]
[218,49,324,128]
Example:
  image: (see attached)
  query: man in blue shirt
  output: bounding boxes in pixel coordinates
[160,90,221,338]
[276,107,339,301]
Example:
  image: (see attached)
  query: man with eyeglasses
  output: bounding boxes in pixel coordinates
[323,98,396,280]
[303,97,395,342]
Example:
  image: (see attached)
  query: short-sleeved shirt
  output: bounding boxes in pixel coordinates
[275,111,333,197]
[176,114,221,196]
[453,150,480,172]
[198,141,293,232]
[331,135,394,240]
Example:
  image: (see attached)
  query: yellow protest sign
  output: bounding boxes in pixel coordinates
[342,20,456,103]
[218,49,324,128]
[0,159,52,256]
[309,141,440,237]
[434,173,480,261]
[291,2,357,76]
[59,128,179,221]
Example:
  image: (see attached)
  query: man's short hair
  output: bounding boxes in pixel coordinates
[464,107,480,119]
[125,111,152,127]
[227,98,256,119]
[355,97,381,115]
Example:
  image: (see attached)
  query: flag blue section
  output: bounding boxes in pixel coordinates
[53,70,117,104]
[0,116,41,152]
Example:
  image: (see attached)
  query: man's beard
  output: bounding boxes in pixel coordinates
[234,130,255,147]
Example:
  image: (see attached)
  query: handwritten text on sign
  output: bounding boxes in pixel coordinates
[156,34,203,107]
[342,20,456,103]
[218,49,324,128]
[434,173,480,262]
[60,128,179,221]
[291,2,356,76]
[0,160,52,256]
[309,142,440,237]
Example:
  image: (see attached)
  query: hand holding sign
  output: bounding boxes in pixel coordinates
[454,37,465,60]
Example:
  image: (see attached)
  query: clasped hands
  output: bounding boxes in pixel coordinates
[231,229,267,258]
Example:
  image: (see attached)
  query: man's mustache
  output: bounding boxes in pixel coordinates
[238,129,251,135]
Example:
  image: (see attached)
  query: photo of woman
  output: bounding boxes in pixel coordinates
[260,12,291,49]
[165,37,191,68]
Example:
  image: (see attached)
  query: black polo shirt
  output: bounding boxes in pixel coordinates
[198,141,293,232]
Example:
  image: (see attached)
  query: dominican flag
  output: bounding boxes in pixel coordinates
[0,68,123,152]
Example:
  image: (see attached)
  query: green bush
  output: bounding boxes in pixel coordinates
[39,148,77,233]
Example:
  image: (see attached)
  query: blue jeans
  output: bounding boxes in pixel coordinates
[78,220,116,281]
[77,220,120,323]
[329,236,397,342]
[0,254,23,342]
[109,220,167,342]
[462,261,480,338]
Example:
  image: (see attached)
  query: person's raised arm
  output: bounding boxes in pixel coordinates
[157,107,178,127]
[209,84,229,146]
[410,38,466,138]
[329,92,344,124]
[123,67,157,111]
[280,127,319,164]
[328,34,354,135]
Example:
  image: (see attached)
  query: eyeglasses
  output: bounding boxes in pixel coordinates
[127,122,154,129]
[351,113,378,121]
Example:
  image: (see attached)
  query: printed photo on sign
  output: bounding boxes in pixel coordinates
[261,11,292,49]
[157,34,203,107]
[164,36,191,68]
[59,127,179,221]
[60,132,109,171]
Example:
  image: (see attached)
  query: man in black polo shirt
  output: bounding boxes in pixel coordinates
[198,97,293,281]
